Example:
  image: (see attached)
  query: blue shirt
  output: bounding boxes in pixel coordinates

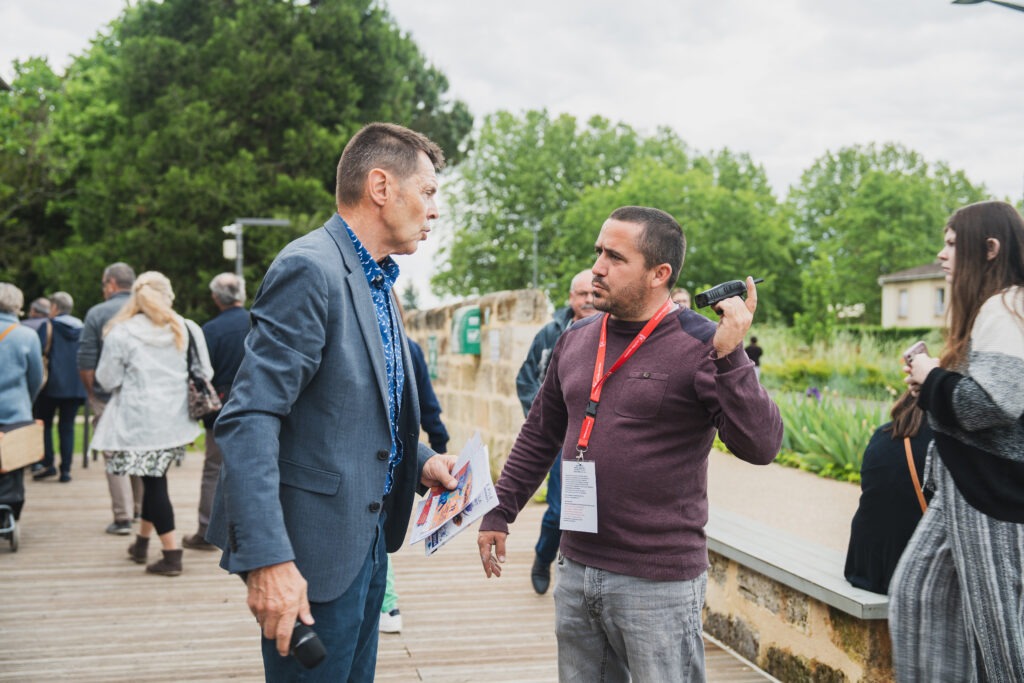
[343,219,405,496]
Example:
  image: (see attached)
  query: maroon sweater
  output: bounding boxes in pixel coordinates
[481,308,783,581]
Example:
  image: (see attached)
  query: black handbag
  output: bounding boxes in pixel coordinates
[186,326,222,419]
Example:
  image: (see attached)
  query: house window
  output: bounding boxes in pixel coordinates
[898,289,909,318]
[935,287,946,316]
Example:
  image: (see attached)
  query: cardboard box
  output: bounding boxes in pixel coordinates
[0,421,44,474]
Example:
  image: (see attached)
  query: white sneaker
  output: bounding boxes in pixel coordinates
[379,608,402,633]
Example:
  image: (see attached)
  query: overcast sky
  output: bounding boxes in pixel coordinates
[2,0,1023,302]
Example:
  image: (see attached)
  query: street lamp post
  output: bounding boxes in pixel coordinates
[952,0,1024,12]
[221,217,291,279]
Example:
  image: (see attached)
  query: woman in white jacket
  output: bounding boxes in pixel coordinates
[91,272,212,576]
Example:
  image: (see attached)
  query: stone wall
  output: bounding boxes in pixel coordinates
[404,289,551,477]
[704,552,893,682]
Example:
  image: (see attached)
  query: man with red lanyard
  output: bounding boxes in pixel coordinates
[478,206,783,682]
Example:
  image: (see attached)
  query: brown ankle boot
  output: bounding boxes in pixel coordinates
[146,549,183,576]
[127,535,150,564]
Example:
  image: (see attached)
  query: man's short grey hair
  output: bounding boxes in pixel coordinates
[102,262,136,290]
[209,273,246,306]
[29,297,51,316]
[0,283,25,316]
[50,291,73,315]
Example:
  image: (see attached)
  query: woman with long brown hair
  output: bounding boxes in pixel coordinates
[90,272,212,576]
[891,201,1024,681]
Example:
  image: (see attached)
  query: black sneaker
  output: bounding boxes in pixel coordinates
[105,520,132,535]
[32,467,57,481]
[531,555,552,595]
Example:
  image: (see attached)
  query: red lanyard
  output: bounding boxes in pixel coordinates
[576,299,673,458]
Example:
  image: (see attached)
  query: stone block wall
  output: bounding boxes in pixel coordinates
[704,552,894,682]
[404,289,551,477]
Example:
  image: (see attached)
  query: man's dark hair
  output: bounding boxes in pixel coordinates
[103,262,136,290]
[609,206,686,289]
[335,122,445,207]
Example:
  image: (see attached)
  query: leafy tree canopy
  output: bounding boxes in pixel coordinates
[787,142,988,324]
[435,110,800,322]
[0,58,68,296]
[12,0,471,319]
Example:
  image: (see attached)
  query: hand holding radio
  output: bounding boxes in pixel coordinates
[696,277,761,356]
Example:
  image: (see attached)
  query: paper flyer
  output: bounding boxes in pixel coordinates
[409,431,498,554]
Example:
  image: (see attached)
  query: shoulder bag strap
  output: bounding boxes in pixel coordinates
[43,320,53,356]
[185,323,199,373]
[0,324,17,343]
[904,437,928,514]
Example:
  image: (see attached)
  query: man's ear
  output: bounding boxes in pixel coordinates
[366,168,389,208]
[649,263,673,290]
[987,237,1001,261]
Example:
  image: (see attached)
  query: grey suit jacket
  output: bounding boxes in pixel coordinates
[207,213,432,602]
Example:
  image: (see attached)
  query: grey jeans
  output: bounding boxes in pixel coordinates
[554,555,707,683]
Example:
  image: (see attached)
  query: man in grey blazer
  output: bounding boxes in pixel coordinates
[208,122,458,681]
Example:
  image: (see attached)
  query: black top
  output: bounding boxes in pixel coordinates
[844,421,933,595]
[407,340,449,453]
[745,343,762,366]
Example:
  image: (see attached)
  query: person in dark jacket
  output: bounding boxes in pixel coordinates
[379,302,451,633]
[183,273,250,550]
[32,292,87,483]
[844,390,933,594]
[514,269,595,595]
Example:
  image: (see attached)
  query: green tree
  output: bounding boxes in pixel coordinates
[560,151,799,323]
[0,58,68,297]
[788,143,988,324]
[435,111,800,321]
[431,110,643,298]
[27,0,471,319]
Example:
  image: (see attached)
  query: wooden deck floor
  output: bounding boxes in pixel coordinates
[0,449,772,682]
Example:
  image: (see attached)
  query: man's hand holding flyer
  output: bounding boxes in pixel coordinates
[409,432,497,555]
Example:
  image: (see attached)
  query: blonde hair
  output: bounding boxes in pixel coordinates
[104,271,186,350]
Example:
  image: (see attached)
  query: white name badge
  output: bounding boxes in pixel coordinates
[560,460,598,533]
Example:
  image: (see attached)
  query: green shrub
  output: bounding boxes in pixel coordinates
[753,325,938,400]
[775,391,888,483]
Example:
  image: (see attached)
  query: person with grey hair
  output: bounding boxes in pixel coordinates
[207,122,458,679]
[77,262,142,534]
[182,273,249,551]
[22,298,51,332]
[0,283,44,524]
[32,292,87,482]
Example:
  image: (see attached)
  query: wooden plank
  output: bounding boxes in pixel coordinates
[0,446,770,681]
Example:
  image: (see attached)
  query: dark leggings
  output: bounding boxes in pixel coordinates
[141,475,175,536]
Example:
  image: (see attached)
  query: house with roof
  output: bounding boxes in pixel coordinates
[878,262,946,328]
